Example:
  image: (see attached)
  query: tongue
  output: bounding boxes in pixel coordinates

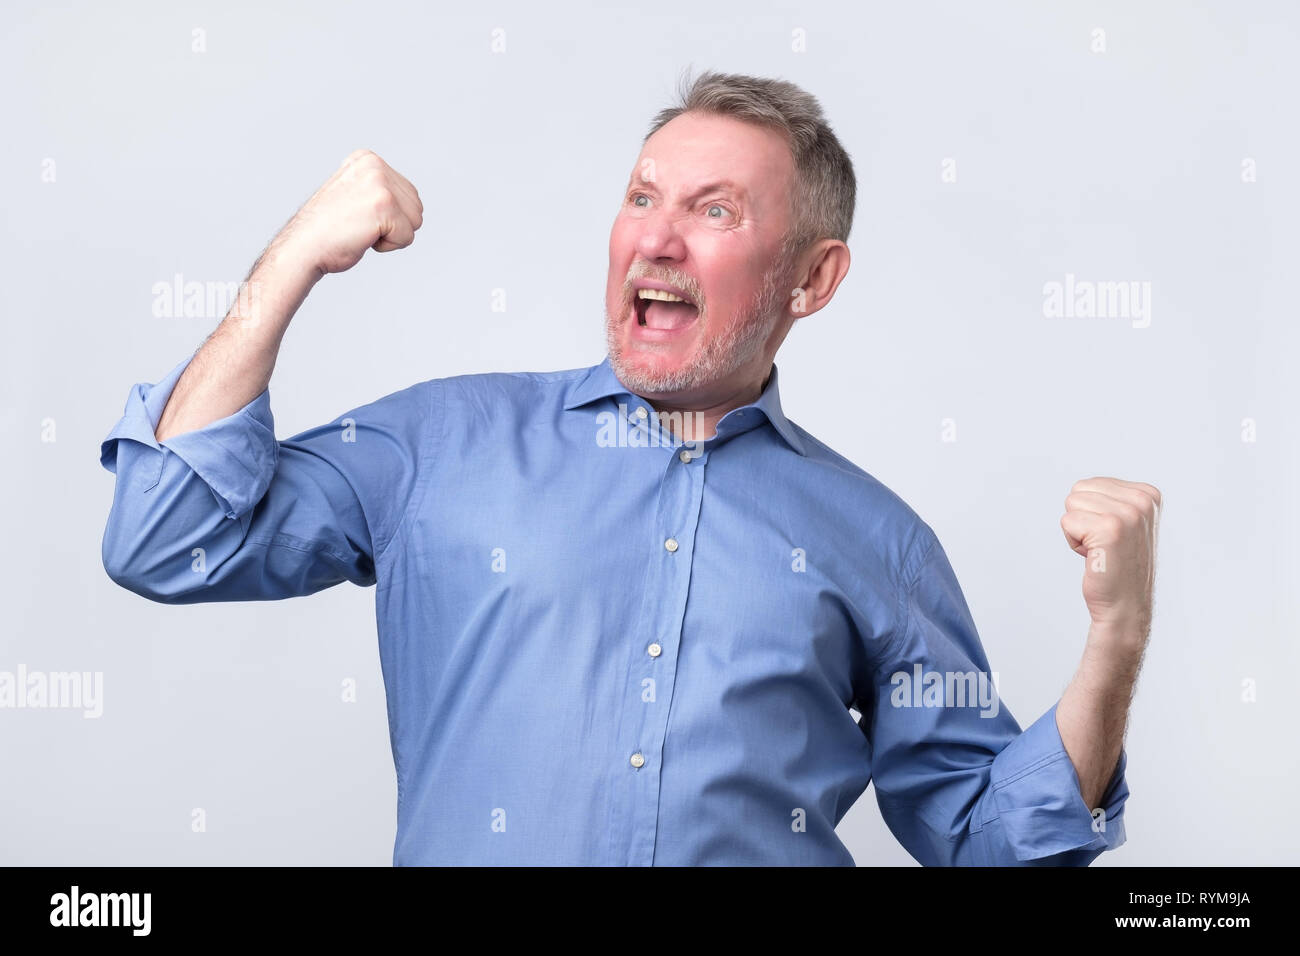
[644,300,698,331]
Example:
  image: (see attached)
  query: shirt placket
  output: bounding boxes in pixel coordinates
[607,402,708,866]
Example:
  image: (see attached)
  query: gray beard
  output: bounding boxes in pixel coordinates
[606,257,790,396]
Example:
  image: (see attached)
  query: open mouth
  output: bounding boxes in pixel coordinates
[635,289,700,331]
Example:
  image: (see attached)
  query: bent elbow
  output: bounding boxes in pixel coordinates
[102,553,177,604]
[101,530,187,605]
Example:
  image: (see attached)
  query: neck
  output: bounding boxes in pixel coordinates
[646,366,772,442]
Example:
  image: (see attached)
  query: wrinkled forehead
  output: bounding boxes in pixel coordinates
[629,114,796,208]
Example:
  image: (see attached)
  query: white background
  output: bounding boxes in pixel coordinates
[1,0,1295,864]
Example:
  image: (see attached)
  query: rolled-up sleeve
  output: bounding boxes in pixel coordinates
[865,525,1130,866]
[100,354,435,603]
[981,701,1127,863]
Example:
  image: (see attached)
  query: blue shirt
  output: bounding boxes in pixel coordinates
[99,353,1129,866]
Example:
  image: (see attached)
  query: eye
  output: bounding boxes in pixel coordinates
[705,203,731,219]
[630,194,650,208]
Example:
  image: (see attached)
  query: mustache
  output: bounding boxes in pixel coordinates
[622,272,704,308]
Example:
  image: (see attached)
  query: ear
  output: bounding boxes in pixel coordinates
[788,240,850,319]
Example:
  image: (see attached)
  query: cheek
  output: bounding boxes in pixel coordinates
[695,244,761,298]
[701,273,752,314]
[609,216,637,253]
[606,226,634,300]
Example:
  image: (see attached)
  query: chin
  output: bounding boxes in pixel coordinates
[606,336,693,391]
[611,348,688,393]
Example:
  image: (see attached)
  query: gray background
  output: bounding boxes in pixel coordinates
[1,0,1295,865]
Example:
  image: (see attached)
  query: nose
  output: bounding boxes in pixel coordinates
[634,208,687,264]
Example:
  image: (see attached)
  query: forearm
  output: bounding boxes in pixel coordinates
[1056,620,1146,809]
[154,240,321,443]
[151,148,423,443]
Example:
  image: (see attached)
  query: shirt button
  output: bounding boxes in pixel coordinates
[630,752,645,768]
[634,406,648,419]
[664,537,678,552]
[678,449,693,463]
[647,642,662,658]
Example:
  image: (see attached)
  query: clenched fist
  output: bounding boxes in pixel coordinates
[1061,477,1161,637]
[273,149,424,277]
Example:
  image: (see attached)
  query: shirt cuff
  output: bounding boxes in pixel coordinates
[99,355,279,519]
[984,701,1129,862]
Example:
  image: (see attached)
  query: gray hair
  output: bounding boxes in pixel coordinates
[644,69,857,268]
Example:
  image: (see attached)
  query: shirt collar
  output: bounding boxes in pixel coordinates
[563,355,807,456]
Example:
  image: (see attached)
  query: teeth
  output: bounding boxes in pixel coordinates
[637,288,691,304]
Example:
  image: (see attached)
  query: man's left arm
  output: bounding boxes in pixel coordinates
[1055,476,1161,810]
[864,475,1159,866]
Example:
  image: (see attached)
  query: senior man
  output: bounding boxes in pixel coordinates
[100,71,1159,866]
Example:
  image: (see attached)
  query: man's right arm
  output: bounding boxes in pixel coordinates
[101,150,428,603]
[154,148,423,443]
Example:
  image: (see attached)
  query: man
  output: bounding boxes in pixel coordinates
[100,71,1159,866]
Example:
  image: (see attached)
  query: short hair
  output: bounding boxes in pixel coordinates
[644,69,857,266]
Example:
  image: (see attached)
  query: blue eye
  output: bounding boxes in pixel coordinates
[632,194,649,207]
[706,204,727,218]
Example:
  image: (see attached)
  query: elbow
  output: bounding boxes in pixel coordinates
[101,529,184,605]
[102,552,176,604]
[100,454,236,604]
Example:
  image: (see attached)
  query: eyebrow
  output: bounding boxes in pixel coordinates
[625,178,747,203]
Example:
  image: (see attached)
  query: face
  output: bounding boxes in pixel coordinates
[604,112,800,403]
